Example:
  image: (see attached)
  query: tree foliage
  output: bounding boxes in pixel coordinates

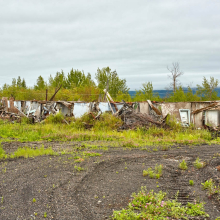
[0,67,219,102]
[34,76,46,90]
[196,77,219,100]
[134,82,161,101]
[21,78,27,89]
[66,69,94,88]
[17,76,22,88]
[49,70,67,88]
[95,67,129,99]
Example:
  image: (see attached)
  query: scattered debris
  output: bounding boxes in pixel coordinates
[116,101,167,130]
[0,110,21,123]
[204,124,220,139]
[191,102,219,115]
[1,90,220,132]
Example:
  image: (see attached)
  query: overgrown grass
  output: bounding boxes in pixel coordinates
[112,187,209,219]
[73,112,123,131]
[0,116,217,148]
[10,146,57,159]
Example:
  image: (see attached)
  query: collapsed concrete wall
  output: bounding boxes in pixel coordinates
[1,97,220,128]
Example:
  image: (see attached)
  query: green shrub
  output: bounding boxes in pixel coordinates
[93,112,123,131]
[72,113,94,129]
[45,112,64,124]
[72,112,123,131]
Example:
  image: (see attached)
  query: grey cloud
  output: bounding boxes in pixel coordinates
[1,0,220,90]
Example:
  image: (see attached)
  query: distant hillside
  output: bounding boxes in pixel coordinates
[129,88,220,98]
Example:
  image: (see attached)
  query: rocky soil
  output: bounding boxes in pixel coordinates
[0,142,220,219]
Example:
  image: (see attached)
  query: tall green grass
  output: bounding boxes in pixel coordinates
[72,112,123,131]
[45,112,64,124]
[0,117,215,147]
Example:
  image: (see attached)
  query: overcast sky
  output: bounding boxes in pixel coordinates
[1,0,220,90]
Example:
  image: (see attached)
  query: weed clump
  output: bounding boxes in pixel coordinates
[202,179,214,190]
[179,160,188,170]
[44,212,47,218]
[0,146,7,159]
[143,164,163,179]
[74,166,84,172]
[194,157,205,169]
[112,187,209,219]
[201,179,220,196]
[189,180,194,186]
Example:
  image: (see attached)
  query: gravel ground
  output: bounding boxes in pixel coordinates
[0,142,220,219]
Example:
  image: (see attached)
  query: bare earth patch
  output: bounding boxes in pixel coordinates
[0,142,220,219]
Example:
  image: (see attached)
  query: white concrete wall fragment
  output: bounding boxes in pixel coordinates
[99,102,111,112]
[205,110,220,127]
[139,102,149,114]
[73,103,90,118]
[14,101,22,111]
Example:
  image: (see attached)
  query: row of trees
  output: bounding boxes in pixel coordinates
[0,64,219,102]
[0,67,130,101]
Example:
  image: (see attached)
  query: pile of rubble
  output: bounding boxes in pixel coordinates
[0,111,20,123]
[115,101,168,130]
[0,86,168,128]
[0,86,69,124]
[0,102,20,122]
